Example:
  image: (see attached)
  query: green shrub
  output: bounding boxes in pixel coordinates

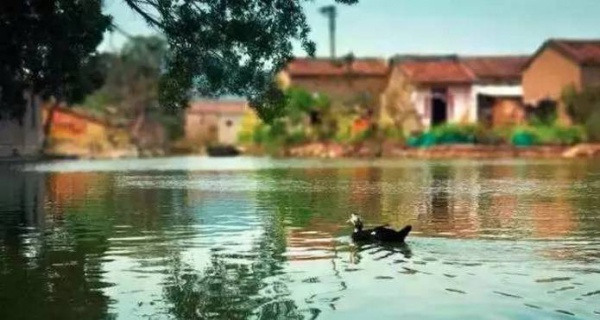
[285,129,310,145]
[432,124,478,145]
[509,124,586,146]
[381,126,405,142]
[562,85,600,141]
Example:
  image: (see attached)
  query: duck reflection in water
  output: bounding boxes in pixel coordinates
[349,242,413,265]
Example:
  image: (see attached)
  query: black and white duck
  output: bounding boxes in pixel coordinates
[347,214,412,243]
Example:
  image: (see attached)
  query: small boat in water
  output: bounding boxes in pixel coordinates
[206,145,241,157]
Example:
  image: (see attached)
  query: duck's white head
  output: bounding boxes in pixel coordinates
[347,214,363,231]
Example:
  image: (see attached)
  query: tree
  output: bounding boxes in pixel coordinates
[84,35,184,148]
[0,0,112,119]
[562,85,600,141]
[0,0,359,123]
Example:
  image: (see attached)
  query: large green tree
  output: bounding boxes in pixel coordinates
[0,0,358,122]
[0,0,111,119]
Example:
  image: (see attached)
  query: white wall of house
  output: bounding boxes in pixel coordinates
[411,86,476,128]
[0,93,44,158]
[217,114,244,145]
[410,85,523,129]
[450,86,475,123]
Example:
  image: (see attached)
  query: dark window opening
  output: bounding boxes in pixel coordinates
[431,88,448,127]
[309,111,321,125]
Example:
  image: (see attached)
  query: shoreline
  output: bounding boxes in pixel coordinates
[285,142,600,159]
[4,143,600,162]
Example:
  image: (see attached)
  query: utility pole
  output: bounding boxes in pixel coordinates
[319,5,337,59]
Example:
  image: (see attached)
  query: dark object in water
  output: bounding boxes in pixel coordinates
[347,214,412,243]
[206,145,240,157]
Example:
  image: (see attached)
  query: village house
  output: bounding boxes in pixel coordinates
[0,92,44,158]
[522,39,600,122]
[382,55,528,131]
[463,56,528,127]
[277,57,389,117]
[185,100,248,146]
[383,55,476,130]
[42,104,133,158]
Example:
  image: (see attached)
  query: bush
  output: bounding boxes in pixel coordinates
[562,85,600,141]
[284,128,310,145]
[432,124,479,144]
[381,125,405,142]
[509,124,586,146]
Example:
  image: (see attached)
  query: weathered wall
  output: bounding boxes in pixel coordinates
[449,86,475,123]
[279,73,389,113]
[185,113,219,143]
[217,114,244,145]
[522,48,581,104]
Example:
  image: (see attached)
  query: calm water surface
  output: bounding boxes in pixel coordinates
[1,157,600,319]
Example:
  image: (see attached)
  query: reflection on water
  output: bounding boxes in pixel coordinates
[1,158,600,319]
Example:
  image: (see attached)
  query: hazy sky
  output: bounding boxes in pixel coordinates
[99,0,600,57]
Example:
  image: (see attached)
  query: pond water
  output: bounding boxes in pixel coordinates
[1,157,599,319]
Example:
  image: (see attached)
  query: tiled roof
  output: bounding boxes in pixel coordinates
[461,56,529,82]
[396,57,475,85]
[188,100,247,115]
[550,39,600,66]
[284,58,388,77]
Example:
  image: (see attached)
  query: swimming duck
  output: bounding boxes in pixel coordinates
[347,214,412,243]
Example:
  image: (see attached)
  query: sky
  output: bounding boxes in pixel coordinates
[99,0,600,57]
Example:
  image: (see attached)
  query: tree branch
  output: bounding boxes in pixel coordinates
[123,0,163,27]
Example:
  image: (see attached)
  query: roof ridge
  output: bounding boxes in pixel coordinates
[549,38,600,44]
[460,55,530,59]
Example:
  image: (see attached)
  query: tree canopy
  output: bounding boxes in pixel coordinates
[0,0,358,121]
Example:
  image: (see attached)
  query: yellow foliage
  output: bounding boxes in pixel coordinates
[237,109,261,144]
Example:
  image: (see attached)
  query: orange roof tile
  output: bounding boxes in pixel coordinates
[188,100,247,115]
[551,39,600,66]
[284,58,388,77]
[461,56,528,82]
[524,39,600,70]
[396,57,475,85]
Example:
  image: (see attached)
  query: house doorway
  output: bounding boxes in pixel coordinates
[431,88,448,127]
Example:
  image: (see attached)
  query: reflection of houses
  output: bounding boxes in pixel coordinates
[186,100,248,145]
[47,173,106,212]
[417,164,482,238]
[522,39,600,122]
[383,55,527,129]
[278,58,389,115]
[0,93,44,158]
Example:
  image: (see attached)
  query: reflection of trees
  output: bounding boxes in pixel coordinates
[162,198,301,320]
[256,168,349,228]
[0,170,191,319]
[0,170,113,319]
